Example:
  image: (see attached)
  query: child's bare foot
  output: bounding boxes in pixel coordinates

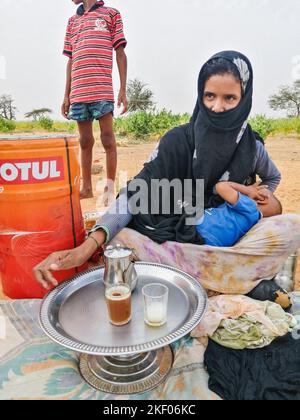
[80,189,93,200]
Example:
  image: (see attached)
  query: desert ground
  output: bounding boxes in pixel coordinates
[0,134,299,299]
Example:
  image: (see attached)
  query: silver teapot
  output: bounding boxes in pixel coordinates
[103,244,138,291]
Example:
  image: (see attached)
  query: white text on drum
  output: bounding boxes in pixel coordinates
[0,160,61,182]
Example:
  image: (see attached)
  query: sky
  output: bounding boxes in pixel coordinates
[0,0,300,120]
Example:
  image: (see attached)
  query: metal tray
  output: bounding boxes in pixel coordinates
[40,262,207,356]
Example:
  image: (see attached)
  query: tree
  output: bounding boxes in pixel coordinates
[0,95,17,120]
[25,108,53,121]
[269,80,300,117]
[126,78,155,112]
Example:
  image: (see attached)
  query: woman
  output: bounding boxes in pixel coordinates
[34,51,300,299]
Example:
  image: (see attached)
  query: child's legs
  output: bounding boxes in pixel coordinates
[77,120,95,198]
[98,112,117,185]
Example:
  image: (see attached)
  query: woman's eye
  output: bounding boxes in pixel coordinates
[225,95,236,102]
[204,93,214,100]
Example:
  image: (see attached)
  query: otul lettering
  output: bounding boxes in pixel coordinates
[0,157,64,184]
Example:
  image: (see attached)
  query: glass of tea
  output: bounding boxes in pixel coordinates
[142,283,169,327]
[105,283,132,326]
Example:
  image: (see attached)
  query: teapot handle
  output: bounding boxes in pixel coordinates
[123,261,138,290]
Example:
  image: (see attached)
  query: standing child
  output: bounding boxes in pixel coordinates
[62,0,128,200]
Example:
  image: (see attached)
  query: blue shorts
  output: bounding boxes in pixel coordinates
[68,100,114,122]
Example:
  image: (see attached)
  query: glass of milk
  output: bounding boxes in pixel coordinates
[142,283,169,327]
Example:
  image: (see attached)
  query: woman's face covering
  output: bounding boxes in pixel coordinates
[203,73,242,113]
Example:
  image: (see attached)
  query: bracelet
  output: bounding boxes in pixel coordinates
[88,234,101,250]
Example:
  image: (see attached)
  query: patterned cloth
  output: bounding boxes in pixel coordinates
[110,214,300,295]
[0,300,219,400]
[191,295,297,349]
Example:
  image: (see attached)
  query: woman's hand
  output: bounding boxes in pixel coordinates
[255,186,271,205]
[246,184,270,203]
[33,248,86,290]
[33,229,107,290]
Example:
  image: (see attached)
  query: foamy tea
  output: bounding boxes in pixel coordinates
[105,284,131,326]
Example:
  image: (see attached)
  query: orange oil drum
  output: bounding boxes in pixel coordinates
[0,135,87,298]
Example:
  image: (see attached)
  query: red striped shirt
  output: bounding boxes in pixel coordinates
[63,1,127,104]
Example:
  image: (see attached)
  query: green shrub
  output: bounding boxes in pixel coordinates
[269,118,300,135]
[16,121,38,131]
[114,117,128,136]
[114,110,191,139]
[249,115,300,138]
[0,117,16,132]
[249,114,273,139]
[126,112,153,136]
[52,120,77,133]
[67,121,77,132]
[39,117,54,131]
